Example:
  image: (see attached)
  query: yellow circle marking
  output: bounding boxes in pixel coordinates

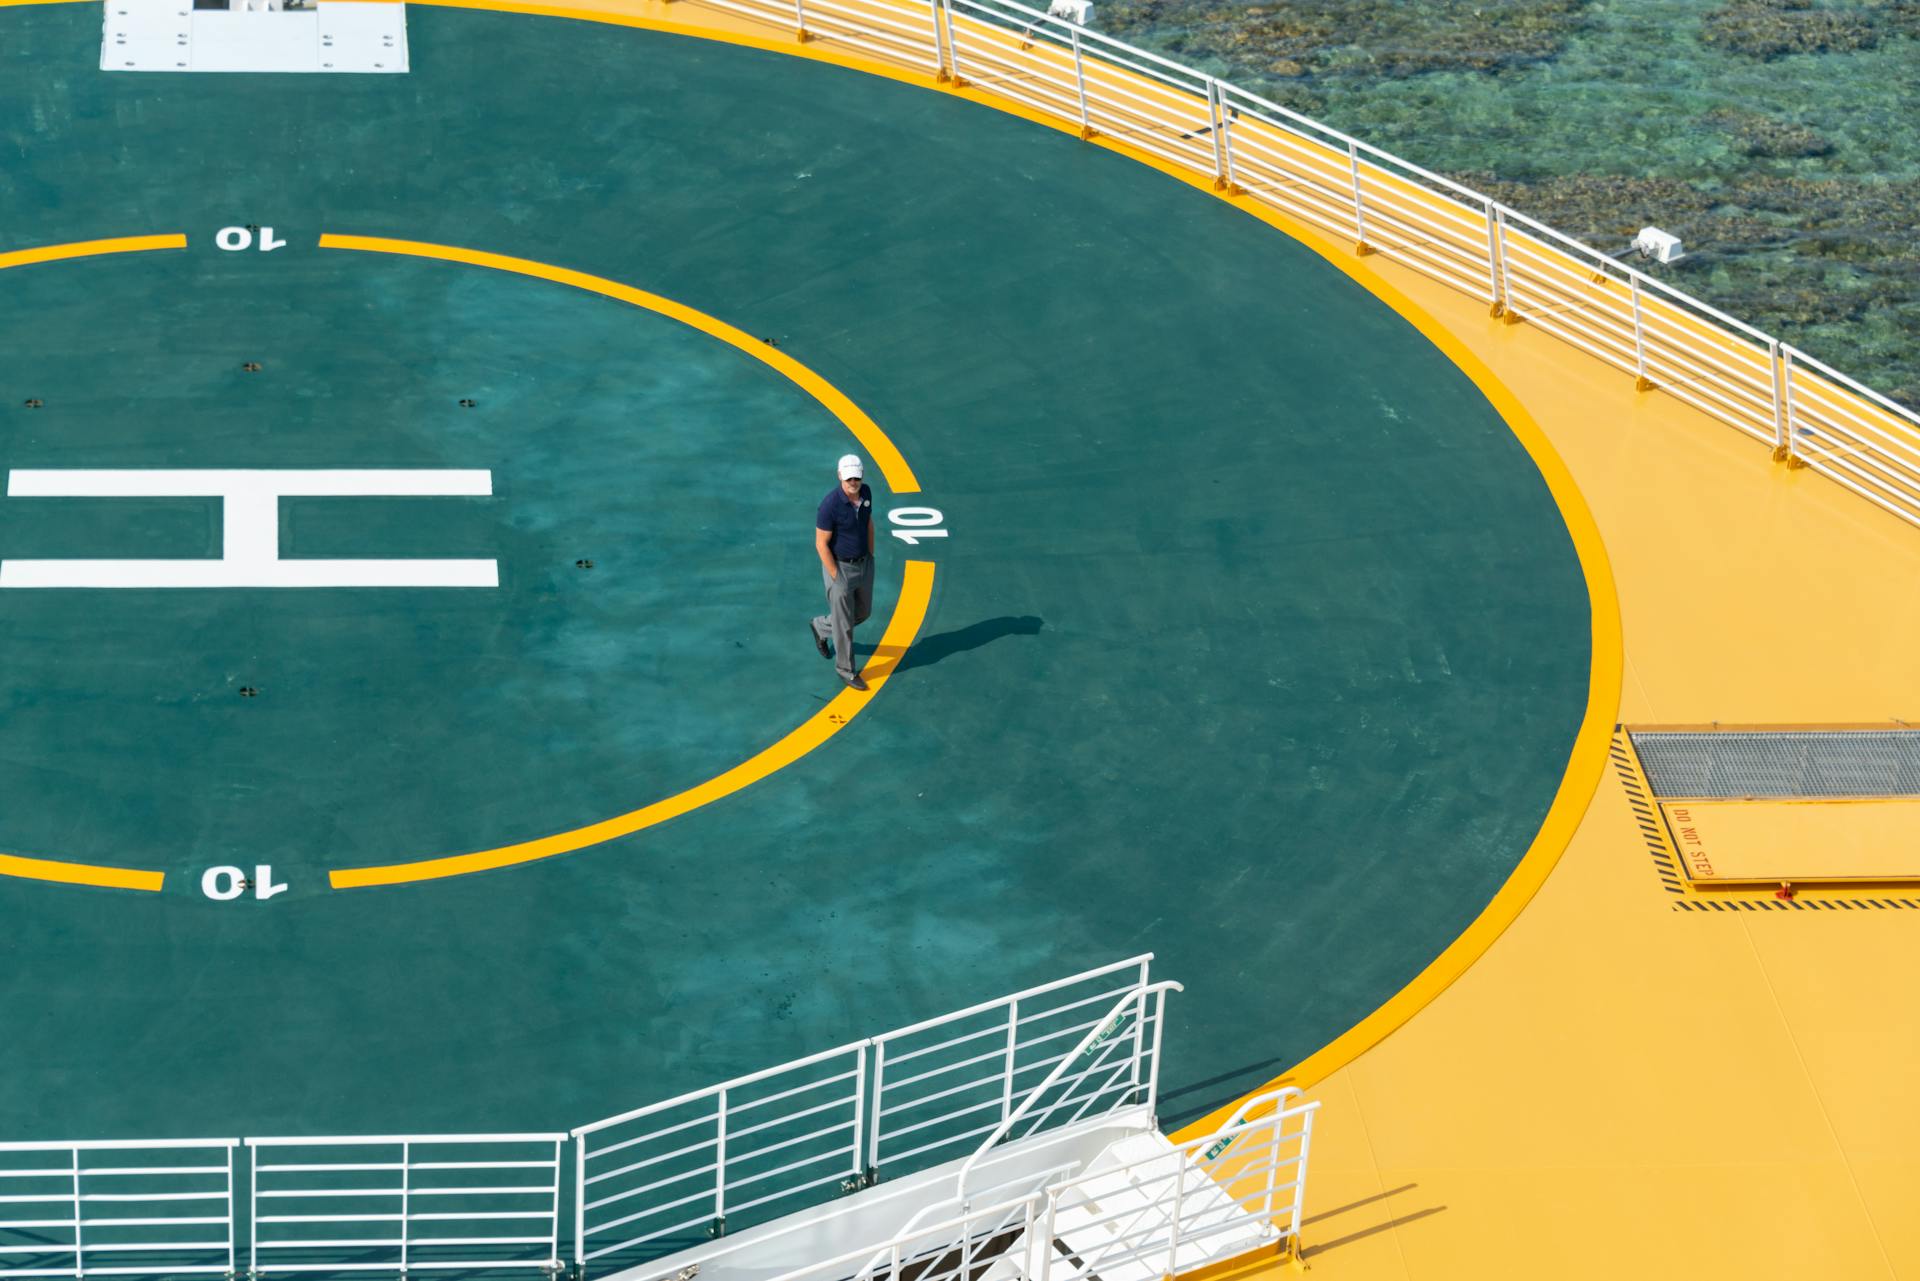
[0,233,190,893]
[318,235,918,493]
[306,9,1622,1113]
[318,235,933,887]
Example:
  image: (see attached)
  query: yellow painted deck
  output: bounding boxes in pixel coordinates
[487,1,1920,1274]
[1657,797,1920,885]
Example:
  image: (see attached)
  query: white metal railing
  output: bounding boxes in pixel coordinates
[668,0,1920,533]
[868,956,1155,1175]
[571,1042,870,1266]
[1028,1087,1318,1279]
[0,1139,238,1280]
[858,977,1179,1272]
[747,1086,1317,1281]
[570,957,1154,1269]
[949,978,1179,1207]
[3,963,1171,1281]
[246,1134,565,1278]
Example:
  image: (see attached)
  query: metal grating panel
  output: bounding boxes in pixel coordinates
[1632,730,1920,798]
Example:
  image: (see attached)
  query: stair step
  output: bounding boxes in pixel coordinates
[987,1131,1276,1280]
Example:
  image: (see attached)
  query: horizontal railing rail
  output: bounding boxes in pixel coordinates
[6,962,1176,1281]
[571,1041,870,1267]
[568,956,1153,1271]
[950,978,1180,1207]
[246,1134,566,1280]
[0,1139,238,1281]
[868,955,1154,1176]
[670,0,1920,535]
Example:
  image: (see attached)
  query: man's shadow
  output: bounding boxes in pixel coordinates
[864,615,1043,674]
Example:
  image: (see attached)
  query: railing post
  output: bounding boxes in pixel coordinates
[939,0,963,85]
[1127,987,1144,1098]
[225,1144,237,1278]
[1263,1112,1282,1222]
[1770,338,1789,460]
[1204,78,1229,189]
[1001,998,1020,1124]
[1164,1157,1185,1278]
[793,0,809,42]
[548,1139,563,1270]
[1782,345,1803,465]
[1040,1190,1059,1281]
[714,1090,729,1231]
[928,0,948,78]
[1629,273,1652,391]
[573,1139,587,1274]
[888,1241,902,1281]
[249,1142,259,1280]
[1494,205,1518,324]
[1287,1108,1315,1263]
[1482,199,1505,316]
[400,1141,411,1276]
[1346,141,1372,255]
[1068,27,1091,138]
[851,1043,869,1183]
[1146,986,1169,1120]
[69,1147,83,1280]
[868,1040,888,1174]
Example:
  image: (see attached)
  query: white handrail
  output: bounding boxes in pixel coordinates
[870,955,1152,1045]
[955,980,1182,1207]
[858,978,1182,1278]
[1207,1085,1302,1138]
[570,1043,867,1137]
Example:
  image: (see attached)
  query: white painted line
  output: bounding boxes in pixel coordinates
[7,469,493,498]
[1,469,497,589]
[0,559,499,589]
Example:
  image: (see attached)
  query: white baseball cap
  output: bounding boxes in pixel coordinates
[838,454,864,480]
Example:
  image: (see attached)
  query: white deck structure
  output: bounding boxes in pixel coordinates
[101,0,408,73]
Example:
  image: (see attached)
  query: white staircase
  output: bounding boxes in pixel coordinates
[578,963,1318,1281]
[987,1131,1276,1281]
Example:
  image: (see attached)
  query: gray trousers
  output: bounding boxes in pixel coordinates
[811,555,873,680]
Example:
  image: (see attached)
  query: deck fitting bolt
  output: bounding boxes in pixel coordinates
[238,686,259,698]
[459,398,477,408]
[575,558,594,570]
[23,398,42,409]
[242,361,261,373]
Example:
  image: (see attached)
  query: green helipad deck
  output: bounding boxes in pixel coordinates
[0,1,1587,1156]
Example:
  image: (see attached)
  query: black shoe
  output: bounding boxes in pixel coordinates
[810,624,831,660]
[844,674,869,691]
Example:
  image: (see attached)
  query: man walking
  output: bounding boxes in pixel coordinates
[810,454,876,690]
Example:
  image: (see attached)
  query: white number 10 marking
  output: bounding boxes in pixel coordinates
[889,507,948,545]
[202,864,288,901]
[215,225,286,252]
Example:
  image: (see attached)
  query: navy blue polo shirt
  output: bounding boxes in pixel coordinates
[817,483,873,561]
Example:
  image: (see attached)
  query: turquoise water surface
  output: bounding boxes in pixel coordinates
[1102,0,1920,407]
